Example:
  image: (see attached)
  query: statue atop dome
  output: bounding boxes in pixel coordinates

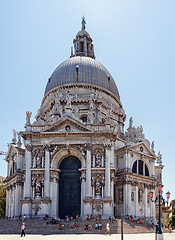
[81,16,86,30]
[73,17,95,59]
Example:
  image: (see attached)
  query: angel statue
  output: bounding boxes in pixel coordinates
[26,111,32,125]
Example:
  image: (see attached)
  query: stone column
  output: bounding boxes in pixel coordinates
[135,185,138,217]
[111,172,115,203]
[124,151,130,171]
[85,144,92,198]
[50,173,59,218]
[144,186,148,217]
[126,183,131,215]
[123,184,127,215]
[44,145,50,199]
[81,171,86,216]
[110,143,114,168]
[25,144,32,198]
[17,151,23,169]
[9,187,12,218]
[6,187,9,217]
[15,184,19,217]
[12,185,15,218]
[105,145,111,198]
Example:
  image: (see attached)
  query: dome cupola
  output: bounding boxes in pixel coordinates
[72,16,95,59]
[44,18,120,101]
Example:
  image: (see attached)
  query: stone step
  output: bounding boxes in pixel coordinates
[0,219,169,234]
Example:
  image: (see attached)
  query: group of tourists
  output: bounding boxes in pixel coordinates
[125,215,144,224]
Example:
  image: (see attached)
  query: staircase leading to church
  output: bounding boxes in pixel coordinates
[0,218,168,235]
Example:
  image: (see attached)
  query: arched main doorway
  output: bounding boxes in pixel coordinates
[59,156,81,218]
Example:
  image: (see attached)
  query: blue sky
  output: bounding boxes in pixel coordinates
[0,0,175,201]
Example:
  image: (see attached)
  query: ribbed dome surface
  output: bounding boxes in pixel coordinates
[45,56,120,99]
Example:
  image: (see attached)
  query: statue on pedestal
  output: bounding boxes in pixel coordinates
[12,129,17,144]
[26,111,32,125]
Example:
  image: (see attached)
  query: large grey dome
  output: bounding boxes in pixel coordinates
[45,56,120,99]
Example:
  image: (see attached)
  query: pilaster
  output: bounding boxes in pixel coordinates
[24,144,32,198]
[104,144,111,198]
[135,185,138,217]
[44,145,50,199]
[85,144,92,198]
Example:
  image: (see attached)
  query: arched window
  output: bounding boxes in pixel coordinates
[132,160,149,177]
[80,115,87,123]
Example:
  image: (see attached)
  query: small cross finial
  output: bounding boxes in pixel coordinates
[81,16,86,30]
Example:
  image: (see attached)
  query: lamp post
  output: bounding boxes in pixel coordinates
[166,191,170,207]
[149,183,163,240]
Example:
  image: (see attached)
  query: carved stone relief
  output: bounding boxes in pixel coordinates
[131,191,134,201]
[118,188,123,203]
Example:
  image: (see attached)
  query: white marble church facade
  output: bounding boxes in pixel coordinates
[5,19,163,220]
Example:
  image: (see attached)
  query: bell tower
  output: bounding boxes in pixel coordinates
[72,17,95,59]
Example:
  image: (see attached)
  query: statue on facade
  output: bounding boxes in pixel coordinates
[54,98,62,117]
[137,125,145,139]
[89,99,93,109]
[157,151,162,165]
[66,91,72,107]
[35,180,41,198]
[26,111,32,125]
[95,154,102,167]
[12,129,17,144]
[17,132,22,147]
[118,189,123,203]
[36,156,42,168]
[95,179,102,197]
[131,191,134,201]
[106,104,112,123]
[129,117,133,128]
[151,141,155,152]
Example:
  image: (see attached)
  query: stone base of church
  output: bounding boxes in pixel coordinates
[82,198,113,218]
[21,199,51,218]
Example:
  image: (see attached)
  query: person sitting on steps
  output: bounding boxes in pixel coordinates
[98,222,102,230]
[58,222,64,230]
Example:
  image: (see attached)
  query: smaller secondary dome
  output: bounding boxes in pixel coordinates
[45,56,120,99]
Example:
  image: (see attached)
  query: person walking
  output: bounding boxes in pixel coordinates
[21,223,25,237]
[104,220,111,236]
[151,219,154,229]
[169,224,172,233]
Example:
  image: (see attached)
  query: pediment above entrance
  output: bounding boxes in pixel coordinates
[129,142,156,158]
[43,116,92,133]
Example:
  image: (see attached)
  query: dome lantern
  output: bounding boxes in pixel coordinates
[73,17,95,59]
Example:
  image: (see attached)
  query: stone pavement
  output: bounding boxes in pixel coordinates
[0,233,174,240]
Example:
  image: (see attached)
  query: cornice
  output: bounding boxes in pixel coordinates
[115,145,156,160]
[20,130,116,140]
[42,83,123,109]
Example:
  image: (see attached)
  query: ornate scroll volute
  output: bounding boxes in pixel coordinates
[118,188,123,204]
[80,171,86,181]
[85,143,92,152]
[25,144,32,152]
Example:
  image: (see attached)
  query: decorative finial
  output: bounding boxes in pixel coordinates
[81,16,86,30]
[151,141,155,153]
[12,129,17,144]
[129,117,133,128]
